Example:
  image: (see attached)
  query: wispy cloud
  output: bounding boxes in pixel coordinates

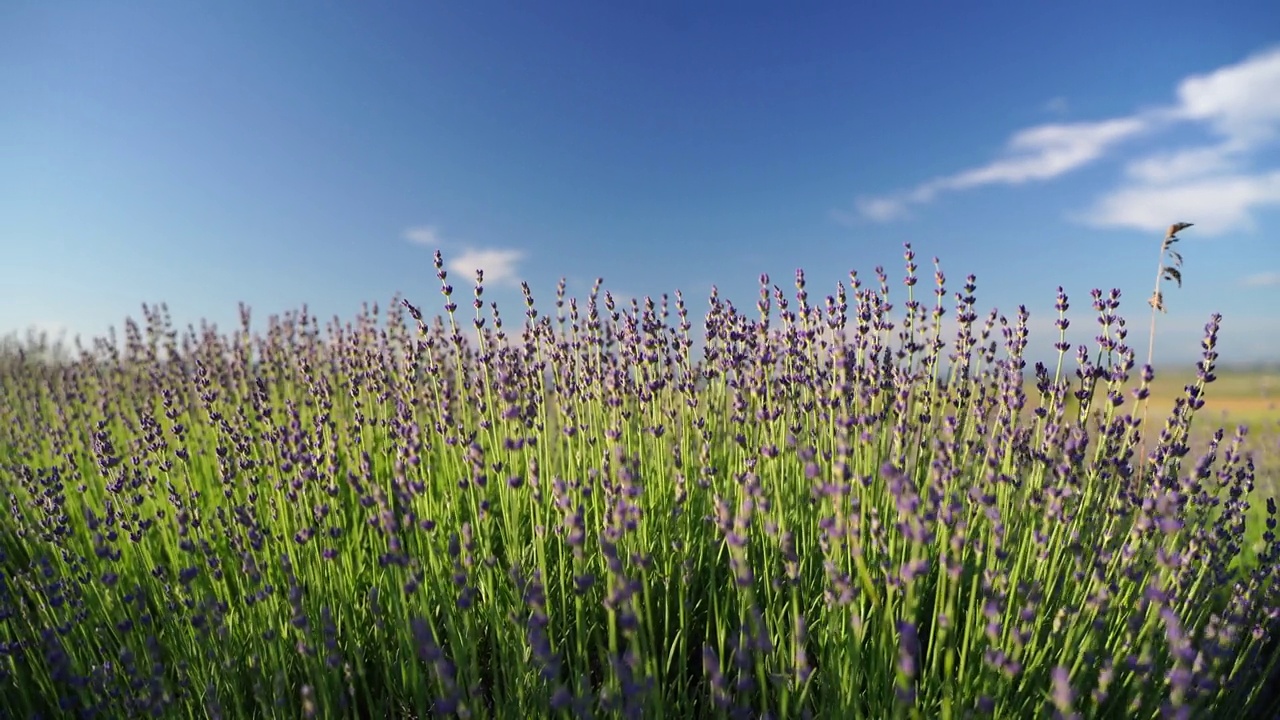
[843,117,1150,223]
[942,119,1148,188]
[1081,46,1280,235]
[1043,96,1070,115]
[1078,171,1280,235]
[404,226,443,246]
[1122,147,1238,184]
[30,320,71,337]
[1,321,78,358]
[1169,47,1280,147]
[403,225,526,287]
[843,45,1280,235]
[1243,271,1280,287]
[447,248,526,287]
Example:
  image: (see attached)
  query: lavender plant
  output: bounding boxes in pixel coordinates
[0,245,1277,719]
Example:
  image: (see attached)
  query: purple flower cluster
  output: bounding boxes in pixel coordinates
[0,248,1276,718]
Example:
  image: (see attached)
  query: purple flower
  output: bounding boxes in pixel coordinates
[1049,666,1078,720]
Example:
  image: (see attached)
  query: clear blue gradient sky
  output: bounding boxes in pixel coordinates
[2,2,1278,368]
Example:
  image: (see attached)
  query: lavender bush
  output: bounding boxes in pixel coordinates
[1,244,1278,719]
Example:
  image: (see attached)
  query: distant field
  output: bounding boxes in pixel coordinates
[1147,368,1280,423]
[1017,367,1280,550]
[1112,368,1280,551]
[1025,367,1280,433]
[1139,368,1279,454]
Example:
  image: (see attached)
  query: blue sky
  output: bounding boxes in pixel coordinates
[2,1,1279,368]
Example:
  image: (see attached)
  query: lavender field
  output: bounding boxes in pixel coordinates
[1,246,1278,719]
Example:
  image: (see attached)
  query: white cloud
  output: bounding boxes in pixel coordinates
[1044,96,1069,115]
[1170,46,1280,147]
[849,117,1150,222]
[1079,171,1280,235]
[404,226,443,246]
[948,118,1149,188]
[28,320,71,338]
[1123,146,1239,184]
[448,248,526,288]
[1082,47,1280,235]
[404,224,526,287]
[1,320,78,359]
[853,196,913,223]
[1243,271,1280,287]
[842,45,1280,233]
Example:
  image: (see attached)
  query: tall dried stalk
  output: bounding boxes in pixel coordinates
[1140,221,1192,461]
